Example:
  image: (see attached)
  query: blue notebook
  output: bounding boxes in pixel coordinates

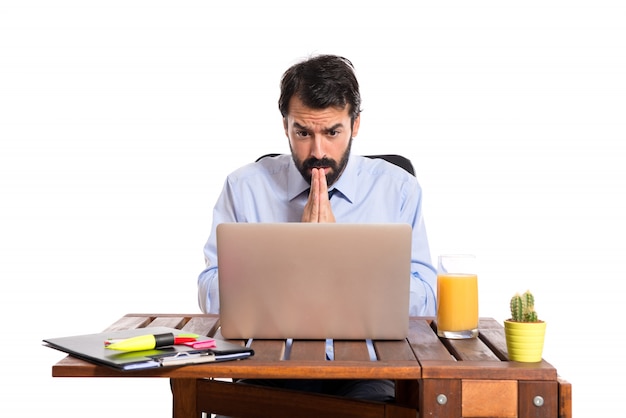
[43,326,253,370]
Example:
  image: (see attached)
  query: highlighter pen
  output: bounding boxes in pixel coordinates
[105,333,197,351]
[104,333,198,347]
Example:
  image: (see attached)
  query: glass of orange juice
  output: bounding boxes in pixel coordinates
[436,254,479,339]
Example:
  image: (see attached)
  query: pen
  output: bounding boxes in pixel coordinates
[105,333,198,351]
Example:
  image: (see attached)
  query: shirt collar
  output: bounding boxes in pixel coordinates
[287,161,310,201]
[287,154,357,203]
[329,155,357,203]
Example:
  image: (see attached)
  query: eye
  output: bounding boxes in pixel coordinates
[296,130,309,138]
[328,129,339,137]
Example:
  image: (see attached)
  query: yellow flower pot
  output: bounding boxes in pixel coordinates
[504,320,546,363]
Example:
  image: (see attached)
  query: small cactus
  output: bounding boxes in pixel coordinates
[509,290,539,322]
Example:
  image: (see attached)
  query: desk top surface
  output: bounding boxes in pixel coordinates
[52,314,557,381]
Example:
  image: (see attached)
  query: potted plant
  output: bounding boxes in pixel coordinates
[504,290,546,362]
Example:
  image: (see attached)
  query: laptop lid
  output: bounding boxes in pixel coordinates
[217,223,411,340]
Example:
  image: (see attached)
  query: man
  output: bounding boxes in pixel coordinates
[197,54,436,403]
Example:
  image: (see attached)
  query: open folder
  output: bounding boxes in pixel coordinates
[43,326,254,371]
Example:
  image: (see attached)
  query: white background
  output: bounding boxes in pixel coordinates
[1,1,624,416]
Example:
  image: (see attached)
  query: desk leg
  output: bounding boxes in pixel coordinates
[419,379,461,418]
[171,378,199,418]
[519,380,558,418]
[558,377,572,418]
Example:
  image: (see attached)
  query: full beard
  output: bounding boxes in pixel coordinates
[292,138,352,186]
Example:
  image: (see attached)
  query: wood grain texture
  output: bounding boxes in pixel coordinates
[50,314,571,418]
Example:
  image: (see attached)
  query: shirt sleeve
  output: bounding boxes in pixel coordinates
[403,178,438,316]
[197,177,238,314]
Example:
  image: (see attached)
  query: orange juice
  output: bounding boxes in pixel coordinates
[436,273,478,337]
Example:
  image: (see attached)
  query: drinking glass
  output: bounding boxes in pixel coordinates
[436,254,479,339]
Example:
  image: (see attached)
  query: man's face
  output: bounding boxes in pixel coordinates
[284,96,360,186]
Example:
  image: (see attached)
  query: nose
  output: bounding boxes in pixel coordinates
[309,134,325,159]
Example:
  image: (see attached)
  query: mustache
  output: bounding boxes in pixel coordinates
[302,157,338,171]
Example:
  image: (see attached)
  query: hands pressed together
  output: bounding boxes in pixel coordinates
[301,168,336,223]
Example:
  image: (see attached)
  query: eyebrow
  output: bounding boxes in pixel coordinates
[293,122,345,133]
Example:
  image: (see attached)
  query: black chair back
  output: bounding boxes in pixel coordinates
[255,153,415,176]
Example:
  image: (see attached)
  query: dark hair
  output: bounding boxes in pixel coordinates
[278,54,362,123]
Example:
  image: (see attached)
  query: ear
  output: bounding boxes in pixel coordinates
[351,114,361,138]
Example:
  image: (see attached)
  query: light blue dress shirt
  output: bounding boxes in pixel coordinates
[198,154,437,316]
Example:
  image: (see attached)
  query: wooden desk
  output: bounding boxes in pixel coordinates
[52,314,571,418]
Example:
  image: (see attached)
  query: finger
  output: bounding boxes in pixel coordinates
[319,167,329,199]
[301,168,321,222]
[317,169,336,223]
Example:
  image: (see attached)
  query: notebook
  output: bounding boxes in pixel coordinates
[217,223,412,340]
[43,326,254,370]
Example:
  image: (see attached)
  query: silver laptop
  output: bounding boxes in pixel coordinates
[217,223,411,340]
